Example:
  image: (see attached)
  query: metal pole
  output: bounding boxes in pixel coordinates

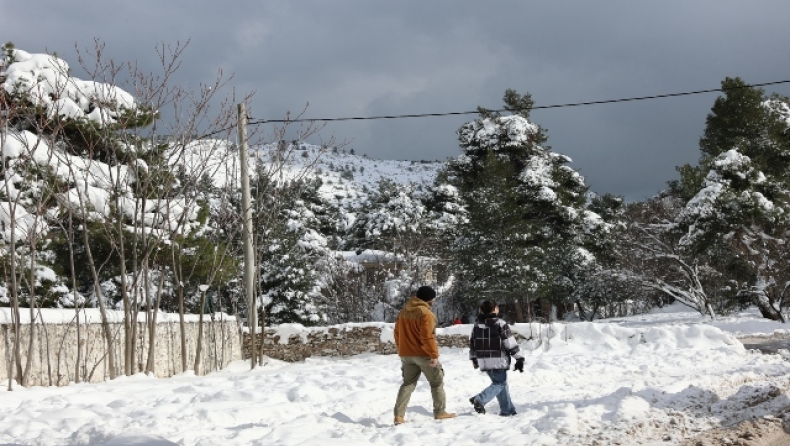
[238,103,257,369]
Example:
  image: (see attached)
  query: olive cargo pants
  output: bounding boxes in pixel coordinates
[393,356,446,417]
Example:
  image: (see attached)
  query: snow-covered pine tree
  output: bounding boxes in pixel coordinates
[345,178,438,321]
[443,89,607,320]
[673,78,790,321]
[254,176,331,325]
[554,193,632,321]
[423,179,468,317]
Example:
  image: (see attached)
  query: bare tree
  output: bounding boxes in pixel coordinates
[732,225,790,322]
[1,60,73,386]
[622,198,719,319]
[70,40,247,376]
[0,95,25,388]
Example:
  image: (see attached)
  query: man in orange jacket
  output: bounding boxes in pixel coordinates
[393,286,456,425]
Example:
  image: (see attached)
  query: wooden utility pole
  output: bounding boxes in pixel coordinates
[237,103,257,369]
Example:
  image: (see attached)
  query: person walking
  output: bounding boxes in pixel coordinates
[393,286,457,425]
[468,300,524,416]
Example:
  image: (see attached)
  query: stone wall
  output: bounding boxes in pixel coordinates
[1,318,242,387]
[2,320,511,387]
[243,325,475,362]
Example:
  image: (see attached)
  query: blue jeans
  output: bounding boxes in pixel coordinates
[475,369,516,415]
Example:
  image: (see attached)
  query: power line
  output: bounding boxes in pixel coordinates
[247,79,790,125]
[197,124,237,140]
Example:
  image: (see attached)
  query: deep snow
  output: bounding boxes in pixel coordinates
[2,304,790,445]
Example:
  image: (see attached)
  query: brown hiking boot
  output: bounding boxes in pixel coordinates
[434,412,457,420]
[394,416,405,425]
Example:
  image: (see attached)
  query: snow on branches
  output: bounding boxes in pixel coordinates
[457,115,540,151]
[1,48,140,126]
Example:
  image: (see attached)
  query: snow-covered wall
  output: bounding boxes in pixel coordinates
[245,320,743,362]
[1,318,242,387]
[246,323,469,362]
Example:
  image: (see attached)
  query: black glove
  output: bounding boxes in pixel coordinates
[513,358,524,373]
[472,359,479,369]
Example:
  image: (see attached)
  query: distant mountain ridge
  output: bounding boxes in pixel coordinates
[255,142,444,208]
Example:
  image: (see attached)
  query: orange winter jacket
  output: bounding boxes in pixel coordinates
[394,297,440,359]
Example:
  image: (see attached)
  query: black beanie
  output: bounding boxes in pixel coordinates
[416,286,436,301]
[480,300,497,314]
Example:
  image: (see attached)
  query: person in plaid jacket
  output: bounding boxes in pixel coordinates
[468,300,524,416]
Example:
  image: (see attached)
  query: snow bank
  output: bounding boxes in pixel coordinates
[526,322,740,355]
[443,321,743,355]
[255,319,742,357]
[611,302,790,338]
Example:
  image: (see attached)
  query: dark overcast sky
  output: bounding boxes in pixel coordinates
[3,1,790,201]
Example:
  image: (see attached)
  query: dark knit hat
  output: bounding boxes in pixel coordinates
[480,300,497,314]
[415,286,437,301]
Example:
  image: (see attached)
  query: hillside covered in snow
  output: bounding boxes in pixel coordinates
[253,141,442,208]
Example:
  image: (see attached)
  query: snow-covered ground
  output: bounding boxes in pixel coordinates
[3,303,790,446]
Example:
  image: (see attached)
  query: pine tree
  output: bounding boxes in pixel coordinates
[673,77,790,320]
[348,179,427,252]
[442,89,605,318]
[254,177,331,325]
[344,178,437,318]
[678,77,790,200]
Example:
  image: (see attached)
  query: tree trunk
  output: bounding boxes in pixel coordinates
[120,241,131,376]
[81,227,118,380]
[755,299,785,322]
[194,290,208,374]
[39,310,53,386]
[575,300,589,322]
[22,250,37,386]
[514,296,524,323]
[10,268,23,387]
[145,264,166,374]
[171,247,188,372]
[5,209,23,386]
[3,324,13,390]
[68,215,82,383]
[706,302,718,321]
[258,305,266,366]
[526,297,532,323]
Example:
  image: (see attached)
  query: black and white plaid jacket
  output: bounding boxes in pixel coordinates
[469,314,524,371]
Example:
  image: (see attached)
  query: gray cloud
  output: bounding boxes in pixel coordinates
[3,0,790,200]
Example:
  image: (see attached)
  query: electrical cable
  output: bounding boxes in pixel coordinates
[247,79,790,125]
